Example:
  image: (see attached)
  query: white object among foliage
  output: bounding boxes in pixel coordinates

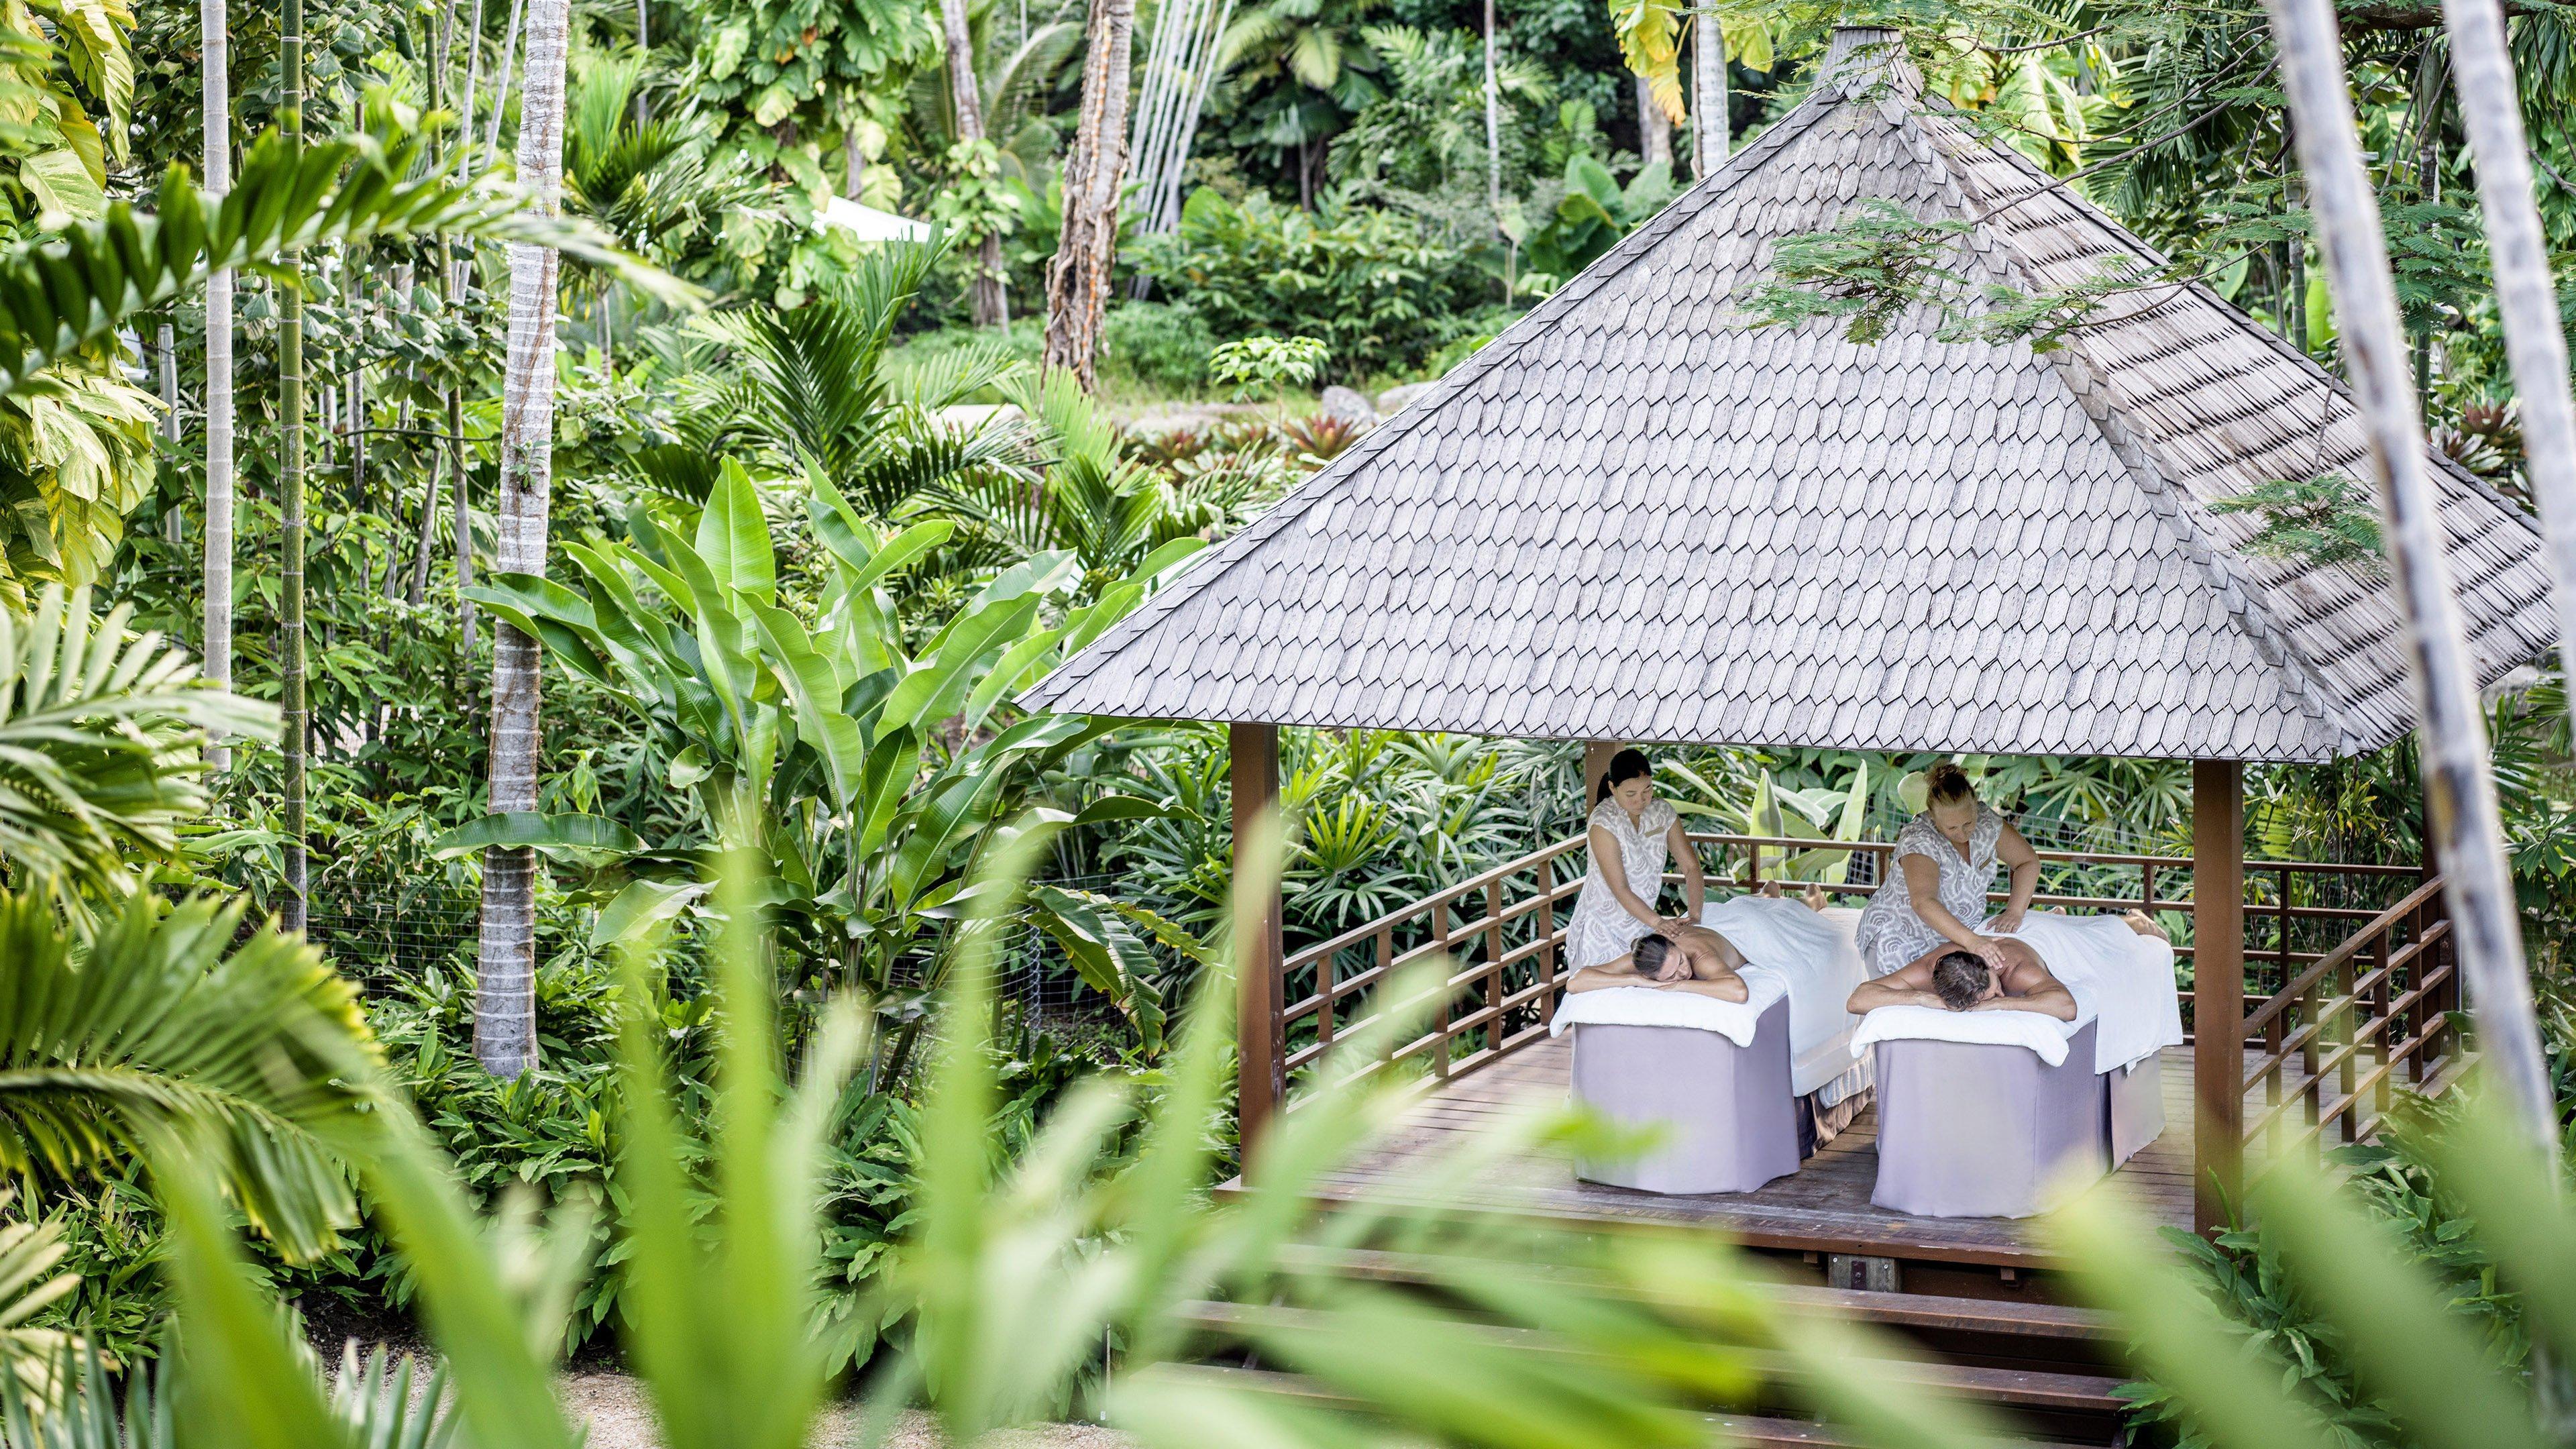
[815,196,936,243]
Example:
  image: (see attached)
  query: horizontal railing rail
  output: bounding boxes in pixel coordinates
[1274,832,2440,1143]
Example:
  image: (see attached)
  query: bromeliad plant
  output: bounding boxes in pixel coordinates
[451,461,1201,1050]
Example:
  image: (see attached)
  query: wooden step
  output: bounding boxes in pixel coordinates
[1273,1244,2114,1342]
[1149,1362,2110,1448]
[1171,1299,2131,1417]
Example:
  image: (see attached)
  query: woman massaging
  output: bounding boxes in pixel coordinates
[1851,761,2040,981]
[1559,747,1829,1004]
[1562,749,1706,975]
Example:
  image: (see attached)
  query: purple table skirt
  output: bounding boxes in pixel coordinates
[1570,998,1800,1195]
[1871,1021,2110,1219]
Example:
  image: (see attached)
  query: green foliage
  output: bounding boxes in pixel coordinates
[1516,152,1674,290]
[2055,1083,2576,1449]
[1100,303,1218,392]
[2209,475,2386,575]
[1134,188,1491,381]
[0,586,274,902]
[0,888,380,1264]
[455,461,1195,1046]
[1737,197,2117,352]
[1209,334,1332,398]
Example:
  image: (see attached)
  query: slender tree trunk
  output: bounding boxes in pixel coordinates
[156,322,181,544]
[2261,0,2557,1147]
[2445,0,2576,703]
[845,118,866,195]
[2410,42,2447,400]
[454,384,476,648]
[1693,17,1728,176]
[1485,0,1507,298]
[202,0,233,769]
[279,0,309,932]
[1635,73,1670,168]
[1043,0,1135,388]
[458,0,488,170]
[485,0,526,158]
[941,0,1006,326]
[2284,164,2307,352]
[473,0,571,1078]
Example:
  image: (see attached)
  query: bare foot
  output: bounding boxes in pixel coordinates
[1758,880,1782,898]
[2123,909,2168,941]
[1804,882,1830,912]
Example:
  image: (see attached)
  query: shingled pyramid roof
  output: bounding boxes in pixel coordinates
[1026,27,2555,762]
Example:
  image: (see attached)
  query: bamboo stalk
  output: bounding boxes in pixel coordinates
[2260,0,2557,1150]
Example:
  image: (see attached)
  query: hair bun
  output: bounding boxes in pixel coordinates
[1925,761,1976,806]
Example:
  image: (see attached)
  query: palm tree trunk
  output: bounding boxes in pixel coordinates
[201,0,233,770]
[1693,17,1728,176]
[1635,73,1670,169]
[280,0,309,932]
[1042,0,1135,388]
[2443,0,2576,699]
[2261,0,2557,1149]
[473,0,571,1079]
[941,0,1006,327]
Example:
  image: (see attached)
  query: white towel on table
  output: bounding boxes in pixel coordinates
[1548,966,1788,1047]
[1994,911,2182,1073]
[1849,1001,2082,1066]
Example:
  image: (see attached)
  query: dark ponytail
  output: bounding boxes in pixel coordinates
[1925,760,1977,808]
[1597,747,1652,806]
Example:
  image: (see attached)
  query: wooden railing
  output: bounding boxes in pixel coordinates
[1274,832,2450,1152]
[2239,875,2458,1150]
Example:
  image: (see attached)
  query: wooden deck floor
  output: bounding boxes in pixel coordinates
[1287,1037,2228,1271]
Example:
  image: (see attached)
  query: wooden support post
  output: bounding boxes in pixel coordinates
[1231,721,1285,1171]
[1582,740,1620,814]
[2193,759,2247,1235]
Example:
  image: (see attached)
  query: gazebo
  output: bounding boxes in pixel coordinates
[1024,27,2553,1246]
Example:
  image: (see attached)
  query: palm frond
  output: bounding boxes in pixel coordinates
[0,1191,78,1401]
[0,586,276,899]
[0,117,695,402]
[0,890,383,1262]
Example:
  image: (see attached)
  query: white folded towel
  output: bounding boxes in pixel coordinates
[1849,1000,2082,1065]
[1548,965,1788,1046]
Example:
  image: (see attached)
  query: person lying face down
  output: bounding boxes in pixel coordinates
[1845,937,2078,1020]
[1565,926,1751,1003]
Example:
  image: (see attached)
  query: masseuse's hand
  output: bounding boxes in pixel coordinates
[1650,915,1683,942]
[1993,908,2027,934]
[1972,935,2011,969]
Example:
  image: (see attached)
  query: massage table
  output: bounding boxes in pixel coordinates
[1851,912,2184,1218]
[1550,897,1868,1195]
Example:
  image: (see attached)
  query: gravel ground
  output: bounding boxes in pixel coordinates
[551,1374,1136,1449]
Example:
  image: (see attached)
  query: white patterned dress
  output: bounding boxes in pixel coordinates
[1854,805,2007,978]
[1564,797,1679,969]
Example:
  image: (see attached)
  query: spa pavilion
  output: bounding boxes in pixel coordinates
[1022,26,2555,1438]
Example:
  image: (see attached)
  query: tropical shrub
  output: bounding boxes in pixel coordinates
[453,462,1199,1055]
[1101,302,1218,392]
[1129,188,1493,382]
